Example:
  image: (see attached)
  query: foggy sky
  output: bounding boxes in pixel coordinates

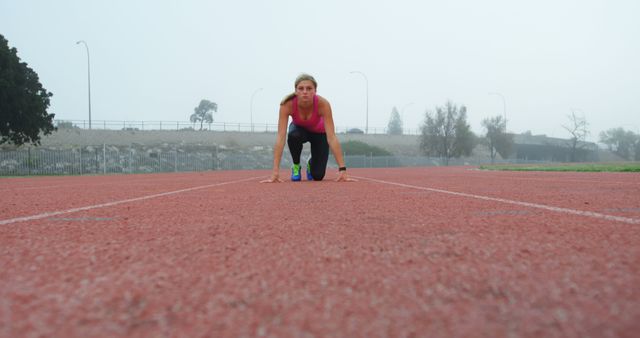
[1,0,639,141]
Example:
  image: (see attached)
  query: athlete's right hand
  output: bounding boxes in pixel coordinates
[260,173,282,183]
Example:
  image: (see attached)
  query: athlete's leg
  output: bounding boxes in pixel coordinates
[287,123,309,164]
[308,132,329,180]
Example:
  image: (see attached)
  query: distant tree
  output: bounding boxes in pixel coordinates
[56,121,79,130]
[387,106,402,135]
[599,128,639,161]
[562,111,590,162]
[0,34,55,145]
[190,99,217,130]
[481,115,513,163]
[419,101,475,165]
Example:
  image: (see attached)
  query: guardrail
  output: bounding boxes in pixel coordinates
[54,120,423,135]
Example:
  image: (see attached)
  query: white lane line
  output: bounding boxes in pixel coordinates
[355,176,640,225]
[0,176,264,226]
[0,175,217,192]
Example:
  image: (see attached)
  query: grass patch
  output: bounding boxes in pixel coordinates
[479,162,640,172]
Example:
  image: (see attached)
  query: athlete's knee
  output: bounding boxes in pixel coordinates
[287,129,303,142]
[311,168,326,181]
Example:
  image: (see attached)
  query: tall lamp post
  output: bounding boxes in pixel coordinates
[401,102,414,134]
[76,40,92,129]
[350,71,369,134]
[488,92,506,132]
[250,87,263,132]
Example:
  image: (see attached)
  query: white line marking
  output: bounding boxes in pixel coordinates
[0,176,264,226]
[354,176,640,225]
[0,175,218,192]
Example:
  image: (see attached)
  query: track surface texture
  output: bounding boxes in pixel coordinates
[1,167,639,338]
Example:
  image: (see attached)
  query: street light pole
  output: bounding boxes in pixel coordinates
[401,102,414,134]
[488,92,506,132]
[250,87,263,132]
[76,40,92,129]
[350,71,369,134]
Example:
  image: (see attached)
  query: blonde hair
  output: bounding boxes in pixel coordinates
[280,73,318,105]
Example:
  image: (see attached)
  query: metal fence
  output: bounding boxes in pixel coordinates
[0,145,488,176]
[0,146,269,176]
[55,119,423,136]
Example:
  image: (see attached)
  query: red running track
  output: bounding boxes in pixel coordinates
[1,167,639,337]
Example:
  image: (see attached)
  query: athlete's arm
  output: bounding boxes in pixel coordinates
[319,97,356,182]
[261,104,290,183]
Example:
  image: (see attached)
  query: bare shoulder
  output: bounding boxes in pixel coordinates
[317,95,331,107]
[317,95,332,115]
[280,99,293,116]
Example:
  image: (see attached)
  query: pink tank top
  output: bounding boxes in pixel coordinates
[291,95,325,133]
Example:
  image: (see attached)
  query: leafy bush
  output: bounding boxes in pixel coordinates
[342,140,391,156]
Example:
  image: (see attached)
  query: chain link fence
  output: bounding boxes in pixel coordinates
[0,145,272,176]
[0,145,491,176]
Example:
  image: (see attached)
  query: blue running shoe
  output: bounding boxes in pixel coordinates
[291,164,301,181]
[306,159,313,181]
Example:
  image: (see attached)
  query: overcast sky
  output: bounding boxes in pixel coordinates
[2,0,639,141]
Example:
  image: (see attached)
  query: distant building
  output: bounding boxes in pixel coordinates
[511,133,599,162]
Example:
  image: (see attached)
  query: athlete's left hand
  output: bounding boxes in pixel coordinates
[260,172,283,183]
[336,170,357,182]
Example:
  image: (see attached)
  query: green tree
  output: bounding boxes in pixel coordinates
[190,99,217,130]
[599,128,639,161]
[387,106,402,135]
[481,115,513,163]
[0,34,55,145]
[420,101,474,165]
[562,111,590,162]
